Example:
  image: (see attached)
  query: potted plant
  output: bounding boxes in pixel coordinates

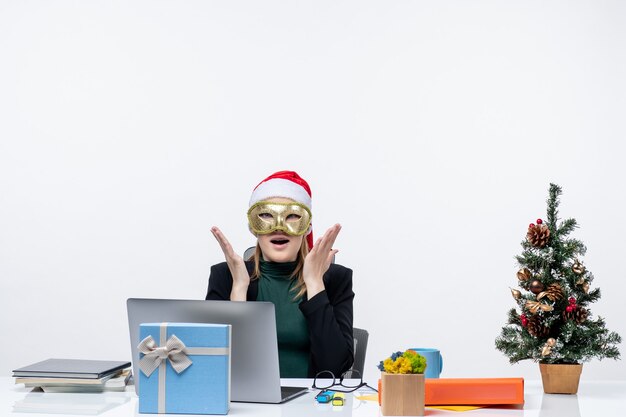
[377,350,427,416]
[495,184,621,394]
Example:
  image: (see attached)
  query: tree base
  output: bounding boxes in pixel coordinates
[539,363,583,394]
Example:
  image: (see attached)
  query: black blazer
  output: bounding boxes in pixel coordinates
[205,261,355,377]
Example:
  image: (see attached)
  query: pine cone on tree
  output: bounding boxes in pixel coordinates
[538,283,564,302]
[563,307,589,324]
[527,223,550,248]
[526,315,550,337]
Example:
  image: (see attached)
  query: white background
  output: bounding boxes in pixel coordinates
[1,0,624,383]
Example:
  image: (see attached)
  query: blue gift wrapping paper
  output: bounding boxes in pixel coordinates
[138,322,231,415]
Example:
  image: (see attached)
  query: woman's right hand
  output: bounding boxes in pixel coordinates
[211,226,250,301]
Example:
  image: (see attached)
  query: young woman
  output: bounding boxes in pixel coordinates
[205,170,354,378]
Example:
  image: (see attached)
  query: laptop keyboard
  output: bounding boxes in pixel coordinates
[280,386,309,400]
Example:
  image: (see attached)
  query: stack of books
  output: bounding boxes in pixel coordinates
[13,358,132,393]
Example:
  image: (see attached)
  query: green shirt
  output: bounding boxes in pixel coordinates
[256,259,310,377]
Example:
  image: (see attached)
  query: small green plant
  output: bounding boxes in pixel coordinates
[377,350,427,374]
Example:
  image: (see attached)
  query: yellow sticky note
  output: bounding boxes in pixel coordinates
[353,394,487,411]
[428,405,486,412]
[354,394,378,402]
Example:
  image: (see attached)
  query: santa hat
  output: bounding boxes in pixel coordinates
[249,170,314,249]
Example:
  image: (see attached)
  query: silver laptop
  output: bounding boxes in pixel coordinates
[126,298,309,403]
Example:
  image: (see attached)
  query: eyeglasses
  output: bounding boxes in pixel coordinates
[311,370,377,399]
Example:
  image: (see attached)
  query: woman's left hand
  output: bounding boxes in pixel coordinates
[303,223,341,298]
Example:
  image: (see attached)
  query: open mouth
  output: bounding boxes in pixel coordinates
[270,238,289,246]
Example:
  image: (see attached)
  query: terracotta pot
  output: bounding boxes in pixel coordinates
[380,372,425,416]
[539,363,583,394]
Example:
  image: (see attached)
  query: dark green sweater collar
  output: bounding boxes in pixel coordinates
[260,258,297,279]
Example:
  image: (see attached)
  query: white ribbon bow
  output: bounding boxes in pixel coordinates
[137,334,193,377]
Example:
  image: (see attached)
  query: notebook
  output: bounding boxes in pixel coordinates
[12,359,131,379]
[126,298,310,403]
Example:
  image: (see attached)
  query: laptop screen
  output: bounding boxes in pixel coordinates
[126,298,304,403]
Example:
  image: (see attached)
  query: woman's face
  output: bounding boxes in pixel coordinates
[256,197,305,263]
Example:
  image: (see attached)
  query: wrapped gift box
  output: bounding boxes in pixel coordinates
[138,322,231,414]
[425,378,524,405]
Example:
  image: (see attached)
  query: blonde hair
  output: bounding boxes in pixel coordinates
[250,238,309,300]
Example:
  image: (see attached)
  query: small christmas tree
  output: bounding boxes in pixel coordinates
[495,184,621,365]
